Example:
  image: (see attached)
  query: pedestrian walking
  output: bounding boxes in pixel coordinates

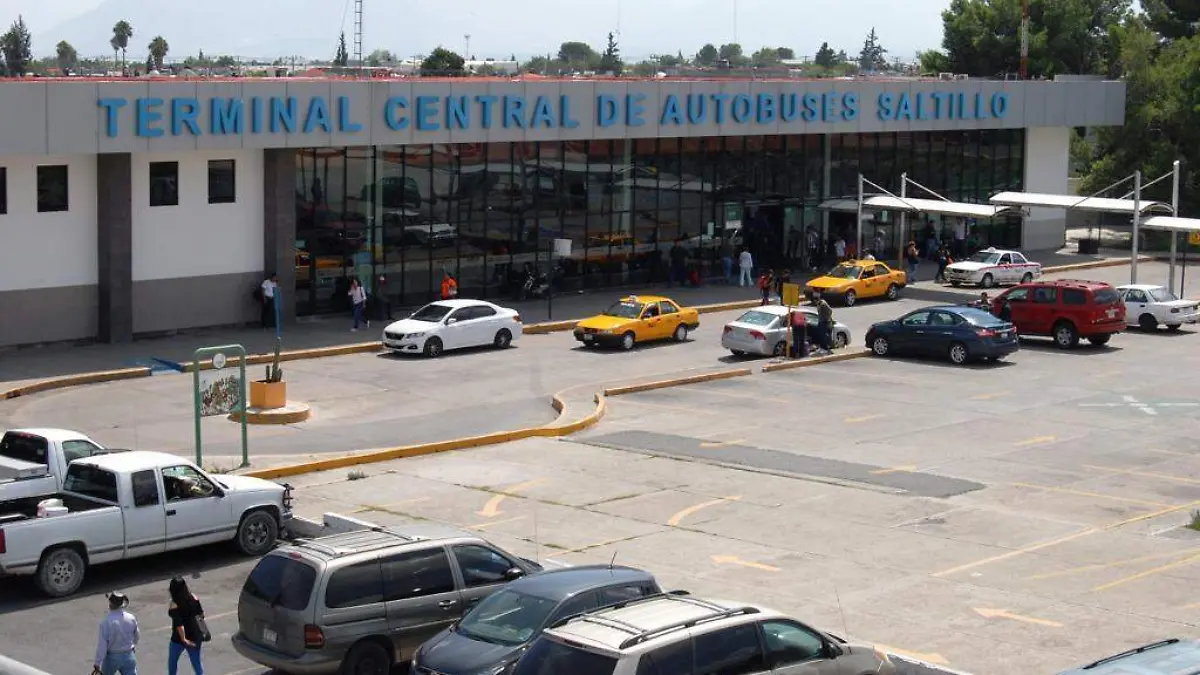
[757,270,774,305]
[905,241,920,282]
[348,278,368,332]
[94,592,139,675]
[935,244,952,283]
[718,240,734,283]
[738,248,754,287]
[167,577,207,675]
[790,307,809,358]
[258,273,278,329]
[814,291,834,353]
[834,235,847,262]
[440,271,459,300]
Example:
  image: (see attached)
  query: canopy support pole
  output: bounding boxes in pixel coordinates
[856,174,864,260]
[1131,170,1142,285]
[1169,160,1181,295]
[898,173,908,268]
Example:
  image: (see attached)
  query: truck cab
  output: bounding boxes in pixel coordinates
[0,429,115,508]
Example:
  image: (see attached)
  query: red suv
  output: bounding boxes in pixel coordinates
[993,279,1126,348]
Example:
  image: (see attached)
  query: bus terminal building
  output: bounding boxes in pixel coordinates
[0,75,1125,346]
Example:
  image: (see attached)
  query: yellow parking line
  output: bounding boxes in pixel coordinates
[871,465,917,475]
[668,496,741,527]
[844,414,885,423]
[463,516,527,531]
[1024,551,1189,581]
[1083,464,1200,486]
[478,479,544,518]
[699,438,747,449]
[1014,435,1057,447]
[971,392,1007,400]
[1010,482,1173,508]
[1092,551,1200,592]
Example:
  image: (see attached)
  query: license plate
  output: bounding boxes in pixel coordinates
[262,627,277,645]
[583,335,594,342]
[1107,309,1116,318]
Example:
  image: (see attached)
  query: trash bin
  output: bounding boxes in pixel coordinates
[1077,238,1100,255]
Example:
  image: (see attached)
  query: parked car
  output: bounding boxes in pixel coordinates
[411,565,661,675]
[721,305,851,357]
[510,592,897,675]
[993,279,1125,348]
[1,428,120,507]
[1057,638,1200,675]
[383,299,523,358]
[232,524,543,675]
[1117,284,1200,332]
[866,305,1019,365]
[0,451,292,597]
[804,260,907,306]
[944,247,1043,288]
[573,295,700,351]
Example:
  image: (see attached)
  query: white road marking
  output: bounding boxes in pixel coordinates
[1079,394,1200,416]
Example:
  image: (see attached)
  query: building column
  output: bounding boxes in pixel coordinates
[97,153,133,343]
[1021,127,1070,251]
[263,148,297,325]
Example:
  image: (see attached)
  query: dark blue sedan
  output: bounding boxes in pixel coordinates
[865,305,1019,365]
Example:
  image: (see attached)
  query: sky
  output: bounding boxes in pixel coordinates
[1,0,953,63]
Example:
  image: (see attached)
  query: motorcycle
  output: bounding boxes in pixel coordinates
[519,265,552,301]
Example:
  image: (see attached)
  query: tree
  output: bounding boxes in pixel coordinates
[522,55,551,73]
[918,48,952,73]
[557,41,598,68]
[420,46,465,76]
[696,43,719,66]
[1,16,32,77]
[718,43,745,63]
[858,27,889,71]
[148,35,169,70]
[1141,0,1199,40]
[776,47,796,60]
[814,42,837,67]
[55,40,77,73]
[334,32,349,66]
[751,47,782,67]
[366,48,394,67]
[599,31,622,74]
[111,20,133,69]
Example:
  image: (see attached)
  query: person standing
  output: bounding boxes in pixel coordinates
[814,291,834,353]
[94,592,139,675]
[348,278,368,332]
[167,577,206,675]
[935,244,952,283]
[757,270,774,305]
[259,273,278,329]
[738,248,754,287]
[873,231,885,260]
[790,307,808,358]
[905,241,920,282]
[834,235,847,262]
[718,239,734,284]
[669,239,688,287]
[440,271,459,300]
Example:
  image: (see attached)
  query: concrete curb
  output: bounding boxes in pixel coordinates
[761,348,871,373]
[602,367,753,396]
[1,366,152,400]
[1042,255,1150,274]
[187,342,383,372]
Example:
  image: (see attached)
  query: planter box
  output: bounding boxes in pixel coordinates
[249,380,287,410]
[1078,238,1101,255]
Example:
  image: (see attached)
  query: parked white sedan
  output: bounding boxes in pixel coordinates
[722,305,851,357]
[945,248,1042,288]
[383,299,522,357]
[1118,284,1200,331]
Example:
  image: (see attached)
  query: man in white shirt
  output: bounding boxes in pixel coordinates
[94,592,139,675]
[834,236,847,261]
[738,248,754,287]
[260,273,278,329]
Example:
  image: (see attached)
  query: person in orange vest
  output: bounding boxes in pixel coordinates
[440,271,459,300]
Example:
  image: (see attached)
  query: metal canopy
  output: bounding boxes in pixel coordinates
[816,199,873,213]
[1141,216,1200,233]
[862,196,1017,219]
[990,191,1173,215]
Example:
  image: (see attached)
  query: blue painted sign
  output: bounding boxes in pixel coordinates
[96,90,1009,138]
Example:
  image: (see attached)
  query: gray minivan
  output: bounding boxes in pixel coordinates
[231,525,543,675]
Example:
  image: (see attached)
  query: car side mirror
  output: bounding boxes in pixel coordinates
[823,641,843,658]
[212,487,225,499]
[503,567,526,581]
[446,318,458,325]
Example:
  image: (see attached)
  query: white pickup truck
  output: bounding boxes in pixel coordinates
[0,450,293,597]
[0,428,119,506]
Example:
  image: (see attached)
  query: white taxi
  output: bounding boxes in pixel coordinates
[1118,284,1200,331]
[945,247,1042,288]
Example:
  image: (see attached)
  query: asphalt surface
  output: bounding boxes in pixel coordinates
[2,261,1199,675]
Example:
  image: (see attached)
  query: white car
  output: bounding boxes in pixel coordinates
[382,299,522,357]
[1118,284,1200,331]
[722,305,851,356]
[945,247,1042,288]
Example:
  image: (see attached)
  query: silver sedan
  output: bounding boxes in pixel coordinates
[722,305,851,357]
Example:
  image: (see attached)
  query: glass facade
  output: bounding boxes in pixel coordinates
[293,129,1024,315]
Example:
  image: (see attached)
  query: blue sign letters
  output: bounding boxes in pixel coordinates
[95,88,1009,139]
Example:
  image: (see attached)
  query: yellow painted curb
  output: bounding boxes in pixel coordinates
[187,342,383,372]
[761,348,871,373]
[523,320,579,335]
[2,367,152,400]
[693,299,762,314]
[602,367,753,396]
[1043,256,1150,274]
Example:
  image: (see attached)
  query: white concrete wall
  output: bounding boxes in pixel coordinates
[1022,127,1071,251]
[132,149,264,282]
[0,154,97,292]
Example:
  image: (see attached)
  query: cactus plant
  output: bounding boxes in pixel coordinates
[264,337,284,383]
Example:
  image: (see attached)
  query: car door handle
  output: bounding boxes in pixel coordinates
[166,509,177,516]
[438,600,458,610]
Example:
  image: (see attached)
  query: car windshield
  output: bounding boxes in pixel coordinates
[456,589,557,646]
[1149,287,1178,302]
[967,252,1003,264]
[604,301,645,319]
[410,303,454,322]
[735,310,779,326]
[826,264,862,279]
[1093,288,1120,305]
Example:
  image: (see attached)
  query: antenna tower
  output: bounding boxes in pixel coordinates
[353,0,364,67]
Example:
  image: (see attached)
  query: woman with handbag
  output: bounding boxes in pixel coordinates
[167,577,208,675]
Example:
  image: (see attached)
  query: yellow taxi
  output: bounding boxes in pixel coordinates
[805,260,907,307]
[573,295,701,350]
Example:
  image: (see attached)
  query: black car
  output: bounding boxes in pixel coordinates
[410,565,660,675]
[865,305,1019,365]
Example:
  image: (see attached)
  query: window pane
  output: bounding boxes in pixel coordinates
[131,470,161,507]
[636,639,693,675]
[761,620,825,667]
[244,555,317,611]
[208,159,236,204]
[693,623,767,675]
[453,544,516,588]
[37,165,69,213]
[60,439,101,463]
[0,431,49,465]
[381,547,456,600]
[325,560,384,608]
[149,161,179,206]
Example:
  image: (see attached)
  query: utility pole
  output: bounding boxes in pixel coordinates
[465,34,471,59]
[1019,0,1029,78]
[353,0,364,68]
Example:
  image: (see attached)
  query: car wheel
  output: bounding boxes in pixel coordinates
[1166,324,1182,332]
[236,510,279,556]
[621,332,636,351]
[36,546,86,598]
[1021,272,1034,283]
[871,336,890,356]
[494,329,513,348]
[948,341,969,365]
[980,273,995,289]
[885,284,899,300]
[340,640,391,675]
[772,340,787,356]
[423,337,444,357]
[1053,321,1079,349]
[834,331,849,348]
[950,281,962,287]
[1138,313,1158,332]
[1088,334,1112,346]
[844,290,857,307]
[673,324,688,342]
[730,349,745,356]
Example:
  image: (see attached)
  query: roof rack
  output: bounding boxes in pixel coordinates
[289,527,415,557]
[556,592,759,649]
[550,590,693,629]
[618,604,760,649]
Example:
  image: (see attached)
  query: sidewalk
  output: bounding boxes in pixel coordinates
[0,246,1128,387]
